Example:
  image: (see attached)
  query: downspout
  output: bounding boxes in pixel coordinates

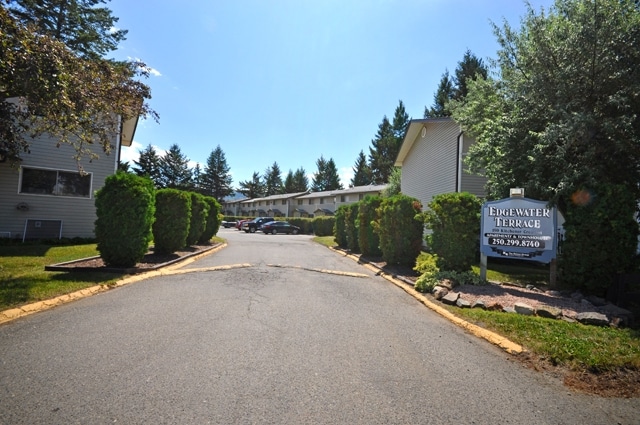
[116,115,123,169]
[456,130,464,192]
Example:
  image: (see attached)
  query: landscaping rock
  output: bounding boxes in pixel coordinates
[514,302,535,316]
[600,304,634,327]
[471,300,486,309]
[536,305,562,319]
[503,306,516,314]
[456,298,471,308]
[432,286,449,301]
[441,292,460,305]
[576,312,610,327]
[438,279,457,290]
[546,290,562,297]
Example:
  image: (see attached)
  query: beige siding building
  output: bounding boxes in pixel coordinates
[0,116,137,240]
[395,118,486,210]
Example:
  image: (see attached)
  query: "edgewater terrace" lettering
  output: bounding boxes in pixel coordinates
[488,206,551,229]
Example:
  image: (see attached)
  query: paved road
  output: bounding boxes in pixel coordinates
[0,228,638,424]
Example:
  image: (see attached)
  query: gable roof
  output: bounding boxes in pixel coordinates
[395,117,455,166]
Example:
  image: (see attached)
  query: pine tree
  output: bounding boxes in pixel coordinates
[8,0,128,59]
[453,49,488,101]
[263,162,283,196]
[238,172,265,198]
[158,144,192,190]
[368,117,395,184]
[132,144,161,186]
[311,155,343,191]
[292,167,309,192]
[192,163,203,193]
[424,70,454,118]
[201,145,234,203]
[350,150,372,187]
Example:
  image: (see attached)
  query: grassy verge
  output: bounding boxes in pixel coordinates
[443,305,640,371]
[0,243,123,311]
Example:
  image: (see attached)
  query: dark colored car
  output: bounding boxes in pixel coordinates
[261,221,300,235]
[221,220,237,228]
[242,217,275,233]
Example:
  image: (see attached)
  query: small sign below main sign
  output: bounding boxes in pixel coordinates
[480,197,557,263]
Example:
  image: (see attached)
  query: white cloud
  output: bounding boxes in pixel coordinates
[128,56,162,77]
[340,166,353,187]
[120,142,166,165]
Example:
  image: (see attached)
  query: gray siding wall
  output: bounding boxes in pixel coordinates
[401,120,459,210]
[0,135,118,239]
[459,134,487,198]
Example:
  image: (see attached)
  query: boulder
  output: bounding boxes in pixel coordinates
[514,302,535,316]
[442,292,460,305]
[485,301,503,311]
[432,286,449,301]
[456,298,471,308]
[536,305,562,319]
[503,306,516,314]
[585,295,607,307]
[438,279,457,290]
[576,312,610,327]
[471,300,486,309]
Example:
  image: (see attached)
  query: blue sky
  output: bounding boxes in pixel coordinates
[110,0,554,189]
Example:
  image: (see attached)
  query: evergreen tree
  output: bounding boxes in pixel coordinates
[263,162,283,196]
[424,70,454,118]
[192,163,203,193]
[424,51,487,118]
[292,167,309,192]
[453,49,488,101]
[201,145,234,203]
[158,144,192,190]
[368,116,395,184]
[350,150,372,187]
[8,0,128,59]
[117,160,130,173]
[238,171,265,198]
[311,155,343,191]
[133,144,161,186]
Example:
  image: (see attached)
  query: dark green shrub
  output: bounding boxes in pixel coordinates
[375,194,423,266]
[313,216,335,236]
[559,184,638,295]
[187,192,209,246]
[199,197,221,243]
[423,192,482,272]
[345,202,360,252]
[358,196,382,257]
[288,217,313,234]
[153,189,191,254]
[333,206,348,248]
[94,172,155,267]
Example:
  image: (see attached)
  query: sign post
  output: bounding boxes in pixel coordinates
[479,194,557,280]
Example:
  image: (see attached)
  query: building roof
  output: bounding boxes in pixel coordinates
[395,117,457,167]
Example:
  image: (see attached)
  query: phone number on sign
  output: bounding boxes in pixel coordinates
[488,238,545,248]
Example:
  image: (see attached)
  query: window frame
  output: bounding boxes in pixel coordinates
[19,166,93,199]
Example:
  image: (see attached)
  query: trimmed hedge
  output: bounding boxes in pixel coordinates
[153,189,191,254]
[345,202,360,253]
[357,195,382,257]
[423,192,482,272]
[287,217,314,234]
[333,205,348,248]
[313,216,335,236]
[375,194,423,266]
[199,196,222,243]
[186,192,209,246]
[94,172,155,267]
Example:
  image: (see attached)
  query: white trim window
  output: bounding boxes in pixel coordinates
[19,167,92,198]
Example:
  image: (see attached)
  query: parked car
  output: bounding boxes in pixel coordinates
[221,220,237,228]
[261,221,300,235]
[242,217,275,233]
[236,219,250,230]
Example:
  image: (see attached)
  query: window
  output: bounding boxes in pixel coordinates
[281,199,286,205]
[340,195,346,202]
[297,199,303,205]
[319,197,324,204]
[20,167,91,198]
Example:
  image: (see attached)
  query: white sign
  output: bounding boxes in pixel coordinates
[480,197,557,262]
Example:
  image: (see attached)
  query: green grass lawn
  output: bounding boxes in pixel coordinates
[0,242,123,310]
